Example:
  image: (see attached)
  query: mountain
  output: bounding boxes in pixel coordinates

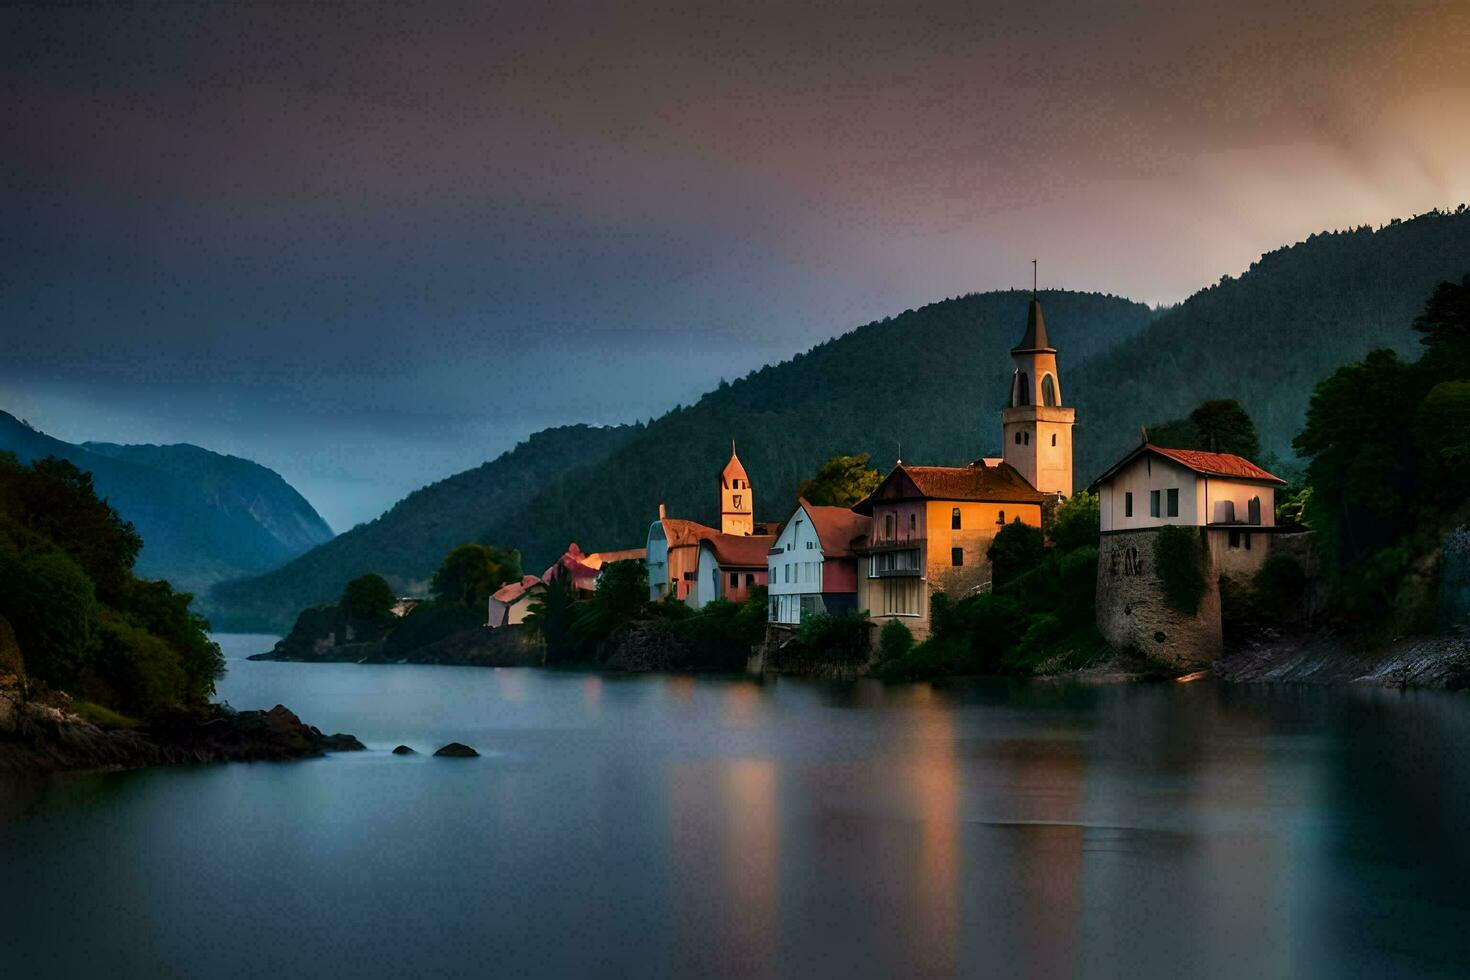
[0,411,332,595]
[210,206,1470,633]
[210,291,1153,630]
[203,423,641,631]
[1071,207,1470,479]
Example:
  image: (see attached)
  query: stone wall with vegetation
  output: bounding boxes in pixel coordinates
[1096,527,1220,669]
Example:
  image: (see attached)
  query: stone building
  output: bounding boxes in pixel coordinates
[1091,442,1290,666]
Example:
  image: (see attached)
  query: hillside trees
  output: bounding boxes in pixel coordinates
[796,453,883,507]
[431,544,522,611]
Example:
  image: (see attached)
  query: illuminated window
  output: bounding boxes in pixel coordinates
[951,507,961,530]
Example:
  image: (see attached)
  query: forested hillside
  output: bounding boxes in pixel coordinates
[211,206,1470,633]
[1073,207,1470,477]
[204,423,639,630]
[0,412,332,595]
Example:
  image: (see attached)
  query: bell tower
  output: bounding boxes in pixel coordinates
[1001,292,1075,497]
[720,441,754,535]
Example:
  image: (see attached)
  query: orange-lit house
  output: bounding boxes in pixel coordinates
[854,462,1044,639]
[544,542,648,595]
[645,443,766,602]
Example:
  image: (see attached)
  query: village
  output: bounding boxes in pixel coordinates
[484,294,1304,671]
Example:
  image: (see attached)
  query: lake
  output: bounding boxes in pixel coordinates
[3,633,1470,978]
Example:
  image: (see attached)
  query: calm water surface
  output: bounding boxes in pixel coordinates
[4,633,1470,978]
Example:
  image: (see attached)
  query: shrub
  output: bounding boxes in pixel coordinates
[795,611,872,663]
[988,519,1045,588]
[878,619,914,661]
[1154,525,1207,614]
[1048,492,1100,552]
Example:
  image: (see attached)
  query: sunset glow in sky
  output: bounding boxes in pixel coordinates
[4,0,1469,528]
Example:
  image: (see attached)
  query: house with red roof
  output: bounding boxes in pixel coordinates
[690,531,775,609]
[646,443,769,603]
[486,575,547,628]
[1090,441,1295,667]
[852,459,1046,640]
[767,498,871,625]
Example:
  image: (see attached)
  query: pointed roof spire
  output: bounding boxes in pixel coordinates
[721,439,749,488]
[1012,297,1054,353]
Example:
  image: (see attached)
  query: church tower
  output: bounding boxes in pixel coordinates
[1001,297,1076,497]
[719,441,754,535]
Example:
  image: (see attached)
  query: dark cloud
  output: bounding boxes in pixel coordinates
[3,0,1468,527]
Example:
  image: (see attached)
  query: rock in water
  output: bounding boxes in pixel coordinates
[392,744,416,755]
[433,742,479,758]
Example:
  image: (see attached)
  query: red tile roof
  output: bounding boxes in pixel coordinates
[797,500,871,558]
[702,532,776,568]
[854,461,1045,512]
[1148,445,1285,483]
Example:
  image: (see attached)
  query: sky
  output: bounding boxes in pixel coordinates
[3,0,1469,531]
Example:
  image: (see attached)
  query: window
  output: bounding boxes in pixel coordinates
[1124,492,1133,517]
[733,494,742,509]
[1150,490,1161,517]
[1248,496,1262,525]
[1024,432,1030,445]
[1051,433,1057,447]
[951,547,964,566]
[1042,374,1057,407]
[746,574,755,587]
[683,570,695,581]
[806,540,814,549]
[1015,431,1022,445]
[1166,488,1179,517]
[909,513,917,533]
[1014,372,1031,407]
[869,549,921,576]
[996,509,1006,525]
[951,507,961,530]
[730,572,739,589]
[784,564,791,583]
[885,514,895,538]
[1228,529,1240,549]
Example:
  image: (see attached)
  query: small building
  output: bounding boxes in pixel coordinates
[645,442,765,603]
[486,575,546,628]
[546,543,648,595]
[767,498,871,625]
[1090,442,1290,667]
[690,532,774,609]
[853,460,1045,641]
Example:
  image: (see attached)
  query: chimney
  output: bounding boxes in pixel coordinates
[658,502,667,521]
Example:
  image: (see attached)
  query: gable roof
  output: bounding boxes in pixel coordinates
[1091,443,1287,488]
[700,532,776,568]
[655,518,720,549]
[793,499,871,558]
[490,574,545,604]
[853,461,1045,513]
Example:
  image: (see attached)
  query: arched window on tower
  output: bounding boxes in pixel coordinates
[1051,433,1057,446]
[1014,431,1022,445]
[1041,374,1057,407]
[1012,371,1031,407]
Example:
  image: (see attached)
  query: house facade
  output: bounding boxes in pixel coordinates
[766,498,871,625]
[486,575,547,628]
[1091,442,1290,666]
[853,462,1045,640]
[690,532,774,609]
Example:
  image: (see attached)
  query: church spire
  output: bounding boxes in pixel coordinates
[1013,297,1053,353]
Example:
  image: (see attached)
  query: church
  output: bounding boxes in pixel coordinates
[850,295,1075,640]
[644,443,775,604]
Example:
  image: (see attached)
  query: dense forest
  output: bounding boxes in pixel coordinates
[212,207,1470,633]
[1073,207,1470,477]
[0,411,333,596]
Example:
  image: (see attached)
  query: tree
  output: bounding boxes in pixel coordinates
[878,618,914,661]
[0,542,99,688]
[1414,273,1470,356]
[431,544,521,611]
[796,453,883,508]
[524,571,577,663]
[1048,491,1100,552]
[988,519,1044,588]
[1149,399,1260,460]
[340,573,396,625]
[570,559,647,649]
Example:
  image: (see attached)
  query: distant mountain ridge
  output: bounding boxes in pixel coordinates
[210,206,1470,633]
[0,411,333,596]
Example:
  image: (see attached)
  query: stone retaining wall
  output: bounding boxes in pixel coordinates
[1096,528,1220,669]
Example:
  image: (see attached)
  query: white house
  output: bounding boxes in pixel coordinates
[767,498,871,626]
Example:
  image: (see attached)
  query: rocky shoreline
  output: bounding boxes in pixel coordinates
[1217,626,1470,688]
[249,623,545,667]
[0,691,365,775]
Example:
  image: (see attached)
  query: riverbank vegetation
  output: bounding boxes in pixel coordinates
[0,452,224,721]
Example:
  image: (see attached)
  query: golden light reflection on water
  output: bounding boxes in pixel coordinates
[668,756,780,975]
[906,685,960,975]
[494,668,525,701]
[721,681,763,729]
[581,674,602,712]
